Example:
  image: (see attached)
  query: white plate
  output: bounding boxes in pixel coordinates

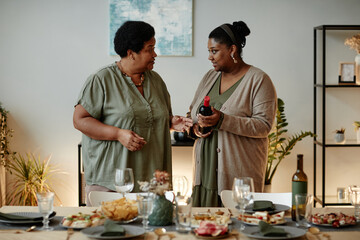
[244,204,290,214]
[242,226,306,239]
[81,225,145,239]
[311,222,356,228]
[0,211,56,225]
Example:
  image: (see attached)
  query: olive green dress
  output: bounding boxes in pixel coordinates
[192,75,243,207]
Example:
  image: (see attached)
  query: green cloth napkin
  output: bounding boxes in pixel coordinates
[0,211,55,221]
[259,221,288,237]
[253,200,275,211]
[0,212,37,221]
[100,219,126,236]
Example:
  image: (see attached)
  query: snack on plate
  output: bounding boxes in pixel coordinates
[61,211,106,228]
[192,211,231,227]
[194,221,228,237]
[238,211,285,225]
[101,197,138,221]
[311,213,356,227]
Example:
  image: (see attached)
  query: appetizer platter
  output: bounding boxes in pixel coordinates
[310,213,356,228]
[60,211,106,229]
[238,211,286,225]
[193,221,229,239]
[191,210,231,228]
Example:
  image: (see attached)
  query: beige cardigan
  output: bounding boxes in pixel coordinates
[189,66,277,193]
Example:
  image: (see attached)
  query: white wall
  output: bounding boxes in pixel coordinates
[1,0,360,206]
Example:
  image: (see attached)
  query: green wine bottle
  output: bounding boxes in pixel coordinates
[291,154,308,221]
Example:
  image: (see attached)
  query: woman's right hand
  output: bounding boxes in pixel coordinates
[118,129,147,152]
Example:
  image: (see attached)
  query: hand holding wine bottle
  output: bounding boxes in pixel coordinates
[194,96,222,137]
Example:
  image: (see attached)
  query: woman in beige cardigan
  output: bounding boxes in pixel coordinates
[189,21,277,207]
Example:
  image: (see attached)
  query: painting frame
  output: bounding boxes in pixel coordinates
[109,0,193,57]
[339,62,356,83]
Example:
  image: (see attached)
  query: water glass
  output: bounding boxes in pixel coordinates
[175,195,192,233]
[295,193,313,228]
[137,192,155,232]
[348,185,360,221]
[114,168,134,198]
[232,177,254,231]
[36,192,54,231]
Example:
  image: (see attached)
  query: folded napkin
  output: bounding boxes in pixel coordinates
[100,219,126,236]
[0,211,56,221]
[253,200,275,211]
[259,221,287,237]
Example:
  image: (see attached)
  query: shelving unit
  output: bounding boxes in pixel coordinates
[313,25,360,207]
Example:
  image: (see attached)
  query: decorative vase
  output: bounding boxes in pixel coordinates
[334,133,345,144]
[148,194,173,226]
[264,184,272,193]
[357,129,360,143]
[355,54,360,84]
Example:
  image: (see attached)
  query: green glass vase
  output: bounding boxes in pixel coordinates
[148,194,173,226]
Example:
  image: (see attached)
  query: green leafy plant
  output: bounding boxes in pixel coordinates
[265,98,316,185]
[0,102,14,167]
[335,128,345,134]
[6,153,63,206]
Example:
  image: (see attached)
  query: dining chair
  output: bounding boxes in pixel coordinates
[220,190,292,208]
[89,191,175,207]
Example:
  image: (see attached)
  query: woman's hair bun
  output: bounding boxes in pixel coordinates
[232,21,250,37]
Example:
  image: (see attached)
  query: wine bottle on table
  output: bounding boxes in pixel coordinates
[291,154,308,221]
[198,96,213,134]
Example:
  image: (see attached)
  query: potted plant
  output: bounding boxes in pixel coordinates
[334,128,346,144]
[0,102,14,207]
[265,98,315,190]
[6,152,63,206]
[353,121,360,143]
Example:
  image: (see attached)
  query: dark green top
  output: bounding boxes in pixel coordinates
[192,74,243,207]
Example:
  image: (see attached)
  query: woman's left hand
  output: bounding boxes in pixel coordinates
[171,115,193,132]
[197,107,221,127]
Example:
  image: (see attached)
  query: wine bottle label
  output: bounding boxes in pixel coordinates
[291,181,307,205]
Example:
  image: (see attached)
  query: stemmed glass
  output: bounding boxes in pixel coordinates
[172,175,189,196]
[137,192,155,232]
[232,177,254,231]
[114,168,134,198]
[36,192,54,231]
[348,185,360,221]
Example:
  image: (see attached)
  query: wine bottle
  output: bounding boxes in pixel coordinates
[198,96,213,134]
[291,154,308,221]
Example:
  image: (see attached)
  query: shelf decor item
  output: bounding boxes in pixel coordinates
[138,170,173,226]
[354,121,360,143]
[344,34,360,83]
[339,62,356,83]
[334,128,346,144]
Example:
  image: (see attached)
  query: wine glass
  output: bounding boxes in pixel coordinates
[172,175,189,196]
[36,192,54,231]
[348,185,360,221]
[232,177,254,231]
[136,192,155,232]
[114,168,134,198]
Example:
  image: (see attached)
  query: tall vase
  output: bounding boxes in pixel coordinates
[355,54,360,84]
[264,184,272,193]
[148,194,173,226]
[357,129,360,143]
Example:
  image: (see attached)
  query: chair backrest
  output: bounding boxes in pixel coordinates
[220,190,292,209]
[88,191,175,207]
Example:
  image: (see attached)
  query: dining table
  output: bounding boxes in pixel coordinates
[1,205,360,240]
